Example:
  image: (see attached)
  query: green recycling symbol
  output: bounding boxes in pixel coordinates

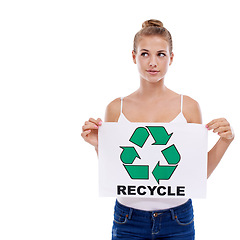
[120,126,181,184]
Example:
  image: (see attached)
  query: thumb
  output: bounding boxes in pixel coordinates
[97,118,103,126]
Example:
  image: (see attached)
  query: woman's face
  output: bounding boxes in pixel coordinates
[132,35,174,83]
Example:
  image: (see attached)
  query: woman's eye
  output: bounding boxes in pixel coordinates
[158,53,166,57]
[141,52,148,57]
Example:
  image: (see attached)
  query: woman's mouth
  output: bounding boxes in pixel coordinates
[146,70,160,75]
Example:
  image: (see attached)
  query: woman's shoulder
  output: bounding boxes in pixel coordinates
[183,94,199,107]
[104,97,122,122]
[104,94,137,122]
[182,94,202,124]
[168,90,201,112]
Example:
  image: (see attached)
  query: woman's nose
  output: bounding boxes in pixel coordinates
[149,57,157,67]
[149,62,157,67]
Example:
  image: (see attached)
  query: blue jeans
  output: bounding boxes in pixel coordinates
[112,199,195,240]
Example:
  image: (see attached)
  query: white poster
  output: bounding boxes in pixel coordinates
[98,122,208,198]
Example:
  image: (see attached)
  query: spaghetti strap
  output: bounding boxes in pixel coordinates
[120,97,123,114]
[180,94,183,113]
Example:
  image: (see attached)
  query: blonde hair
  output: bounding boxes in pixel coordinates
[133,19,173,53]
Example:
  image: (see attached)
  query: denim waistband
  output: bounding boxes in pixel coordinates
[115,199,193,220]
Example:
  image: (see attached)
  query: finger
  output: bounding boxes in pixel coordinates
[207,120,229,130]
[96,118,103,126]
[82,122,99,131]
[88,118,98,124]
[212,126,230,133]
[218,130,233,139]
[206,118,218,127]
[90,118,103,126]
[206,118,227,128]
[205,120,216,129]
[89,118,103,126]
[81,130,91,139]
[207,122,220,130]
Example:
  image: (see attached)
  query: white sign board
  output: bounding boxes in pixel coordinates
[98,122,208,198]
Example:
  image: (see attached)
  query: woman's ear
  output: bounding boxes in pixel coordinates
[169,52,174,66]
[132,50,137,64]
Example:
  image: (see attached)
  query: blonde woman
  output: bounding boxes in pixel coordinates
[81,19,234,240]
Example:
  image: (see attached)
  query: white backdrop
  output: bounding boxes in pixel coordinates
[0,0,239,239]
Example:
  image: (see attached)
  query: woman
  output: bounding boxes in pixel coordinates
[81,19,234,240]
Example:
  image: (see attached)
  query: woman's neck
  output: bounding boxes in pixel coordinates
[137,78,168,100]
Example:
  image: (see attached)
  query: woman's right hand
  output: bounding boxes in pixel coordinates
[81,118,103,149]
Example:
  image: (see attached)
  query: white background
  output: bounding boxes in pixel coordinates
[0,0,239,239]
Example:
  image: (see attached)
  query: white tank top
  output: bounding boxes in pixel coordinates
[117,94,189,211]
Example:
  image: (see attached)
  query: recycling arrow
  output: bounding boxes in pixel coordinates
[152,162,177,184]
[146,126,172,145]
[124,165,149,179]
[129,127,150,148]
[161,144,180,164]
[120,147,140,164]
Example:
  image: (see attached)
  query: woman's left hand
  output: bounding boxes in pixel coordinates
[206,118,235,140]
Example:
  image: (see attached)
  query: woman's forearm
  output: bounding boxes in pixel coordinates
[207,136,234,178]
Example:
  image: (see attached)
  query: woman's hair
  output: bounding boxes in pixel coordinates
[133,19,173,54]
